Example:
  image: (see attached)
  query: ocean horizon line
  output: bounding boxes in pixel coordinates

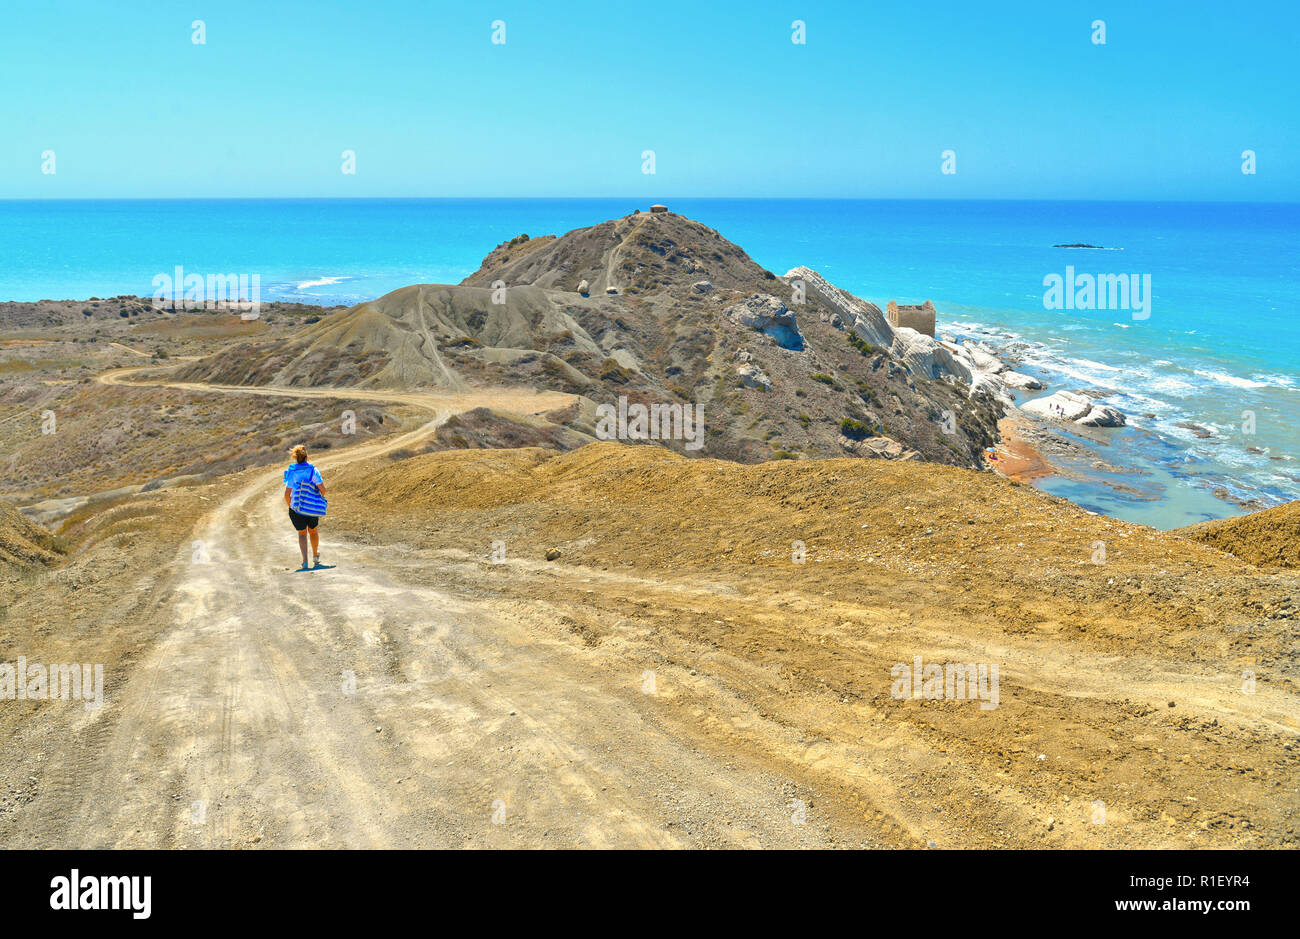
[2,195,1297,207]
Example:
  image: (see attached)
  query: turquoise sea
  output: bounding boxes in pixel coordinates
[0,198,1296,528]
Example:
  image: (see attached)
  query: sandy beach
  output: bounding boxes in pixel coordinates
[989,416,1057,483]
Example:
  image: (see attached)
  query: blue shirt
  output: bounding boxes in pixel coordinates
[284,462,323,489]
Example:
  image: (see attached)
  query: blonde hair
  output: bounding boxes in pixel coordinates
[291,445,308,464]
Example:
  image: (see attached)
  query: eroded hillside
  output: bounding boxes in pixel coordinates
[173,210,1004,467]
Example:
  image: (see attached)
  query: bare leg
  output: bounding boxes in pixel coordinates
[308,527,320,562]
[297,531,309,566]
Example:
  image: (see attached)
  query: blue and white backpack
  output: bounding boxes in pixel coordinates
[287,463,328,516]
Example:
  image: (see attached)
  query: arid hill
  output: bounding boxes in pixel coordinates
[1180,500,1300,569]
[0,498,62,569]
[174,210,1004,467]
[460,211,775,296]
[334,441,1297,668]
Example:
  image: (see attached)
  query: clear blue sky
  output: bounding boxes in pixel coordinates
[1,0,1295,199]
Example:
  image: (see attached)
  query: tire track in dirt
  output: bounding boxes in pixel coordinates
[57,372,569,845]
[368,542,1298,848]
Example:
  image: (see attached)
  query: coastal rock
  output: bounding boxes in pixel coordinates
[939,340,971,361]
[968,345,1007,374]
[577,279,589,296]
[784,266,1016,425]
[939,340,1007,376]
[724,294,804,350]
[1000,371,1045,390]
[1021,390,1126,427]
[735,362,773,390]
[896,329,1019,409]
[890,327,969,383]
[974,372,1016,407]
[1077,404,1126,427]
[1022,391,1091,421]
[783,267,1003,396]
[1177,421,1215,439]
[691,280,713,294]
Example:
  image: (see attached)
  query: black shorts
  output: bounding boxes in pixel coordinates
[288,508,319,531]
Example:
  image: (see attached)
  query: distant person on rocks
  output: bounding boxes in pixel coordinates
[284,444,327,569]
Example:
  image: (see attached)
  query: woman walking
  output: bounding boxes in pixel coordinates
[284,444,327,570]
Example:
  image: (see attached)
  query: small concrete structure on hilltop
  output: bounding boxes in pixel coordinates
[649,204,668,214]
[886,300,936,338]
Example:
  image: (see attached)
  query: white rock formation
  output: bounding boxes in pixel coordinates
[936,339,1036,402]
[736,363,773,390]
[785,267,892,348]
[837,434,918,460]
[724,294,804,350]
[1000,371,1045,390]
[787,266,1008,401]
[1021,390,1126,427]
[967,345,1007,374]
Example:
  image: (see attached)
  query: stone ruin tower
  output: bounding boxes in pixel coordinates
[886,300,936,337]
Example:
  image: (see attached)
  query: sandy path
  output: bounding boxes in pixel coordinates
[599,213,648,293]
[46,373,829,847]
